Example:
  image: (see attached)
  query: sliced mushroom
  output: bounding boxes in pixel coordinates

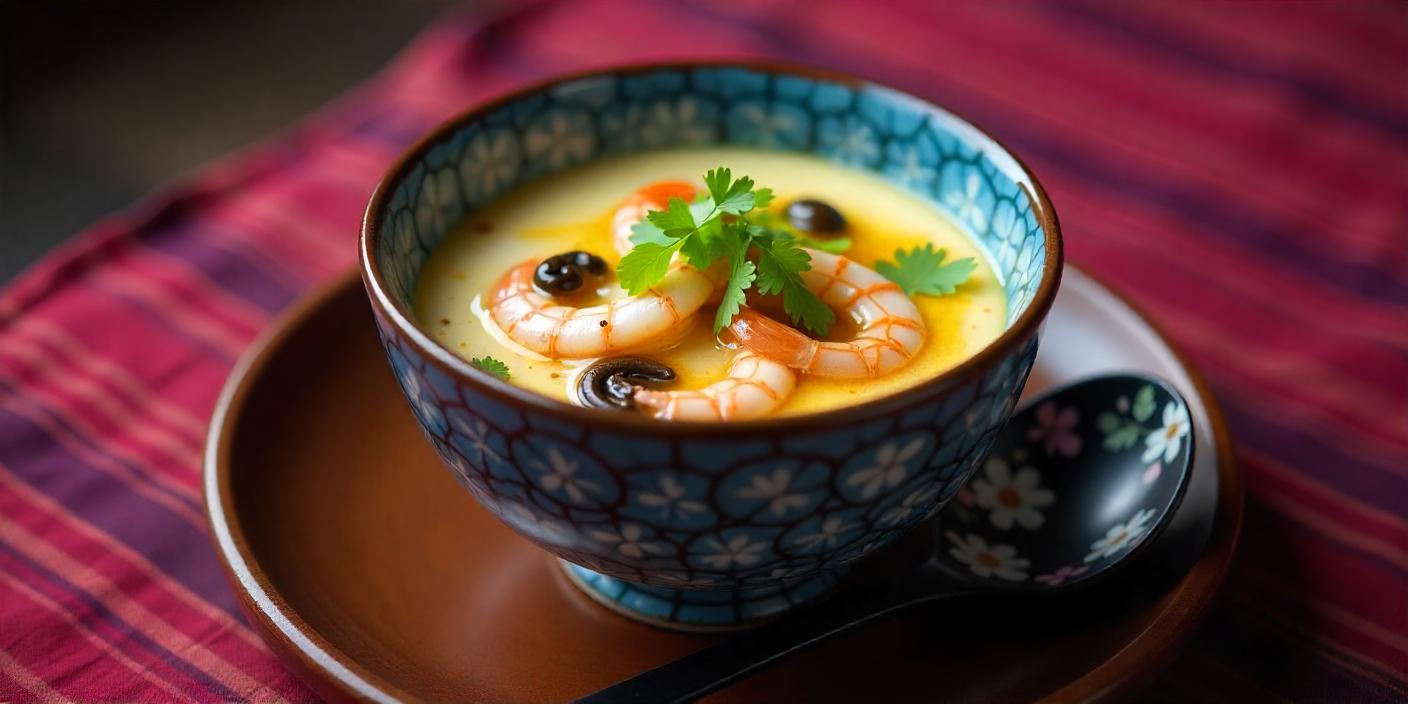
[534,251,609,296]
[577,357,676,410]
[786,199,847,235]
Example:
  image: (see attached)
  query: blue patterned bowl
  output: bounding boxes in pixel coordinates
[359,62,1062,630]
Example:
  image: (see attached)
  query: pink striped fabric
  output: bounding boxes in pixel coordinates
[1,1,1404,700]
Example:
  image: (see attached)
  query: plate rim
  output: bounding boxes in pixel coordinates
[203,267,1243,703]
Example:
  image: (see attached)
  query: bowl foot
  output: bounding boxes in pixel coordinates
[559,561,842,632]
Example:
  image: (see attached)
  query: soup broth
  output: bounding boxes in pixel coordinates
[414,149,1006,417]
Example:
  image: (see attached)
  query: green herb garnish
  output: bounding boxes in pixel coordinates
[748,211,853,255]
[616,168,835,336]
[794,236,852,254]
[875,243,976,296]
[470,356,511,380]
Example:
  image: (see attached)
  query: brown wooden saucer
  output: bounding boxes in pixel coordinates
[204,267,1241,703]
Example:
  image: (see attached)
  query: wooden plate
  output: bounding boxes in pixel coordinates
[204,267,1241,703]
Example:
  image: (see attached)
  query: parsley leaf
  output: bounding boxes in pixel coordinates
[712,225,756,333]
[753,234,810,295]
[756,235,835,335]
[628,220,672,247]
[646,196,698,236]
[704,167,758,215]
[682,208,727,270]
[470,356,511,380]
[875,243,976,296]
[617,239,686,295]
[615,168,836,336]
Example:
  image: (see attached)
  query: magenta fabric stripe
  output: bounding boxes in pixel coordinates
[1047,1,1408,137]
[0,544,244,702]
[0,404,236,611]
[136,207,300,313]
[7,292,237,415]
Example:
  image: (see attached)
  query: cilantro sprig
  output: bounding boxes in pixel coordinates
[470,356,511,380]
[875,243,976,296]
[616,168,834,336]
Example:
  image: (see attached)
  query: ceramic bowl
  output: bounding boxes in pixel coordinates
[360,62,1062,630]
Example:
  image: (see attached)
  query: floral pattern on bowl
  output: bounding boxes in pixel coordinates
[360,63,1062,630]
[935,376,1193,589]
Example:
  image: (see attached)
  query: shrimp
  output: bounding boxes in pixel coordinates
[487,181,711,358]
[610,180,697,256]
[729,250,926,378]
[488,259,712,358]
[633,351,796,421]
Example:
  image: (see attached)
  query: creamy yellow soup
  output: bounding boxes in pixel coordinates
[414,149,1006,417]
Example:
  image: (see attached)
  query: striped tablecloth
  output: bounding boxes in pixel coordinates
[2,1,1404,701]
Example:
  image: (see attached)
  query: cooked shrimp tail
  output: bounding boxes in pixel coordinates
[728,250,926,378]
[611,180,697,256]
[633,351,796,421]
[489,258,711,359]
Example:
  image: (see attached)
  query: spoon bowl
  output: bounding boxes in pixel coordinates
[932,374,1194,593]
[579,373,1195,703]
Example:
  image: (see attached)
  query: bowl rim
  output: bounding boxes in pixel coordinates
[359,59,1064,435]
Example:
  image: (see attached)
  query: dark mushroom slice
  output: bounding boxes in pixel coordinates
[785,199,847,235]
[578,357,676,410]
[534,250,609,296]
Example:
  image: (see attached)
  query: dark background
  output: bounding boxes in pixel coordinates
[0,0,459,282]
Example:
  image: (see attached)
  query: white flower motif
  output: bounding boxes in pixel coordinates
[828,122,879,164]
[1142,401,1191,464]
[588,523,668,559]
[734,103,801,146]
[736,467,809,517]
[460,418,500,461]
[879,483,940,527]
[793,516,855,552]
[458,129,518,200]
[401,371,443,431]
[639,97,714,147]
[847,438,925,499]
[416,169,458,237]
[945,171,989,232]
[531,447,599,504]
[889,147,931,188]
[1085,508,1157,562]
[636,475,706,520]
[971,459,1056,530]
[393,210,418,256]
[945,531,1029,581]
[525,111,594,169]
[697,535,766,569]
[389,211,420,295]
[990,201,1026,272]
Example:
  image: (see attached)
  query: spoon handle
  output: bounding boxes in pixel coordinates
[573,584,961,704]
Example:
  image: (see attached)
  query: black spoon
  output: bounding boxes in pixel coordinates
[576,374,1195,704]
